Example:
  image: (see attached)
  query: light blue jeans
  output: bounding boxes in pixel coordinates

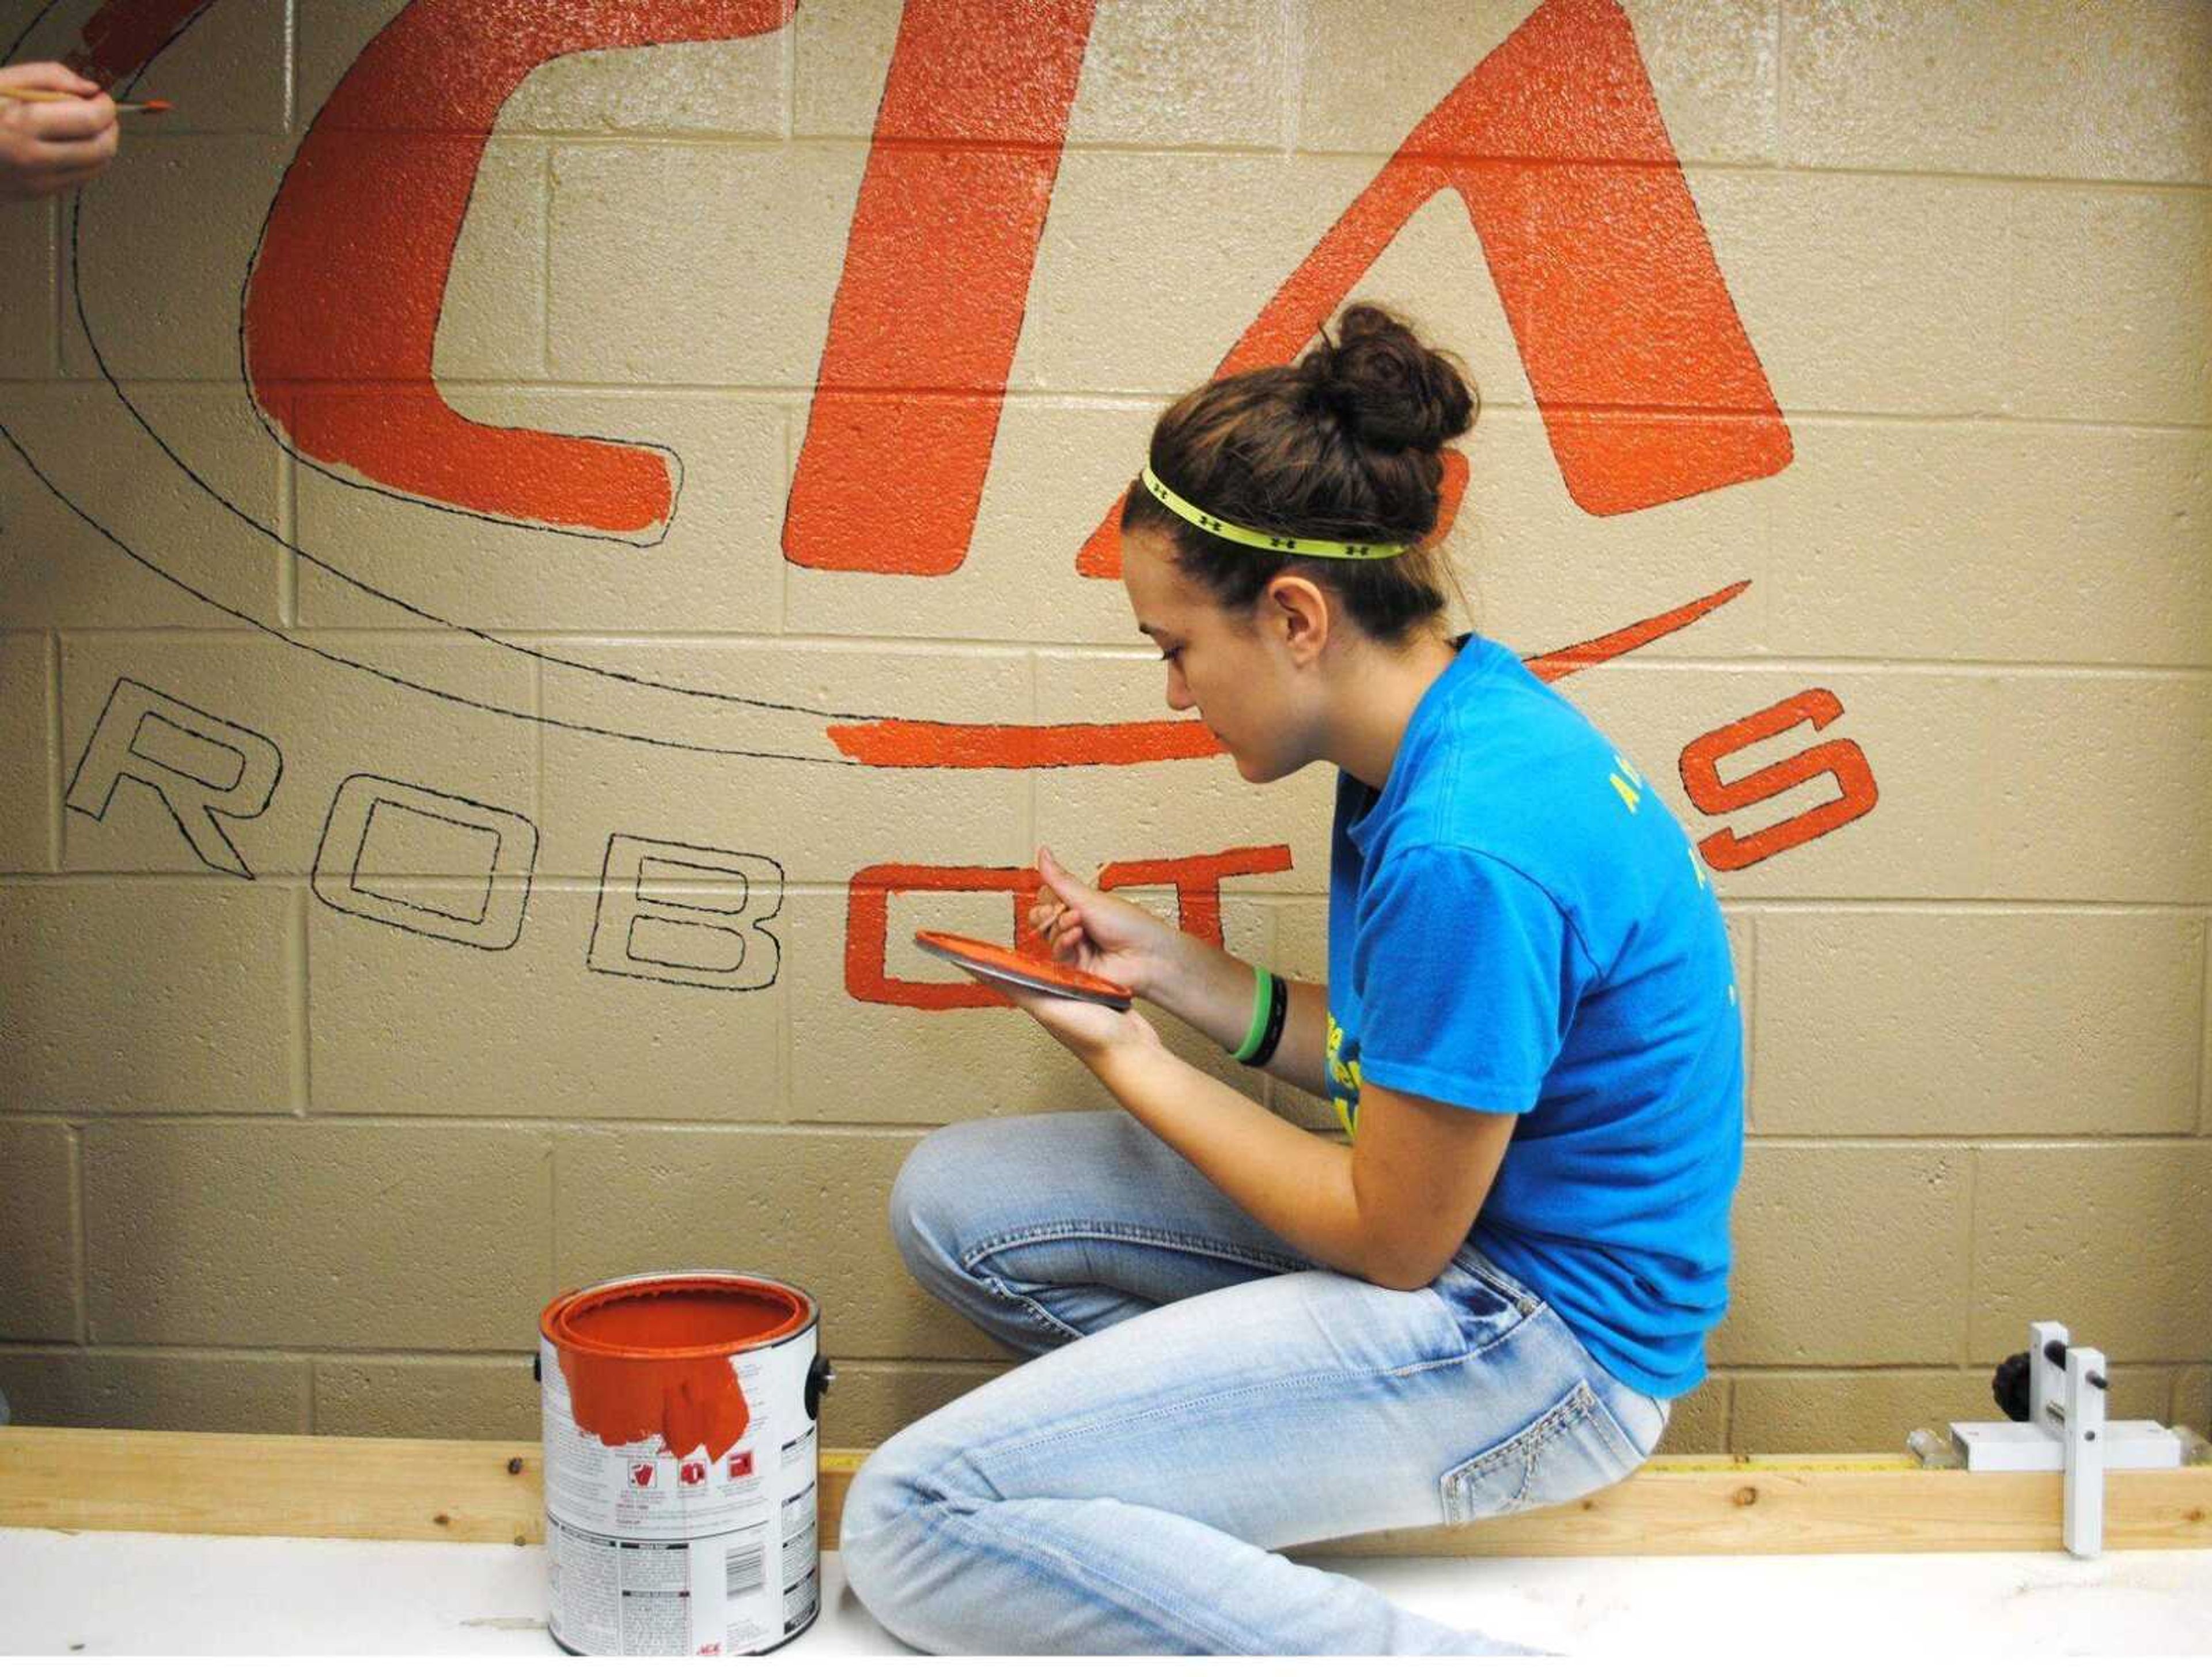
[838,1110,1673,1656]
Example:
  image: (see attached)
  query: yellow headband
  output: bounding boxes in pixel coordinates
[1138,463,1409,560]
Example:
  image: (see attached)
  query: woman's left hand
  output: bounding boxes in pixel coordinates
[974,975,1163,1070]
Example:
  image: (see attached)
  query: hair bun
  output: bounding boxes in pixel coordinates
[1303,302,1476,455]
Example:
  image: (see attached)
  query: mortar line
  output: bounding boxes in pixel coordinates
[5,875,2203,914]
[292,884,310,1116]
[69,1119,87,1346]
[44,629,62,868]
[493,126,2212,188]
[52,623,2212,676]
[1962,1146,1981,1370]
[46,194,60,375]
[540,147,552,376]
[22,372,2209,436]
[2200,911,2210,1135]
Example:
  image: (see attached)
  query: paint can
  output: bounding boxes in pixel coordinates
[537,1271,834,1657]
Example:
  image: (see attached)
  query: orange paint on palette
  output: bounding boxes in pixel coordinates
[542,1274,808,1463]
[914,930,1135,1009]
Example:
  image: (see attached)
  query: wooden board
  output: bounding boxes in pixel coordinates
[3,1428,2207,1557]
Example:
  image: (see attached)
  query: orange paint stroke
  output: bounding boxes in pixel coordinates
[785,0,1097,576]
[1078,0,1792,580]
[830,579,1749,769]
[64,0,211,86]
[1522,578,1749,683]
[244,0,793,539]
[829,716,1223,770]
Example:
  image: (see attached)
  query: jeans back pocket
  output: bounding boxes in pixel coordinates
[1438,1379,1645,1524]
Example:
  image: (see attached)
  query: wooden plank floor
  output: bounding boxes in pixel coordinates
[3,1426,2208,1557]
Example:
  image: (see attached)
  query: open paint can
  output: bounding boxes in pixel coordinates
[537,1271,834,1657]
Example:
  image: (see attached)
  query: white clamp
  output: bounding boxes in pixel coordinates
[1943,1319,2187,1558]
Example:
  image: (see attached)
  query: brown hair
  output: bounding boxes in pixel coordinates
[1119,302,1479,643]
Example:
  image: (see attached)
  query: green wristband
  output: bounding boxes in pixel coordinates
[1232,966,1275,1062]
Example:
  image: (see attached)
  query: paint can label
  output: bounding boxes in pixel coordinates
[541,1327,819,1656]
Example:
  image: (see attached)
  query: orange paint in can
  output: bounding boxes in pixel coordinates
[543,1275,807,1462]
[538,1272,831,1656]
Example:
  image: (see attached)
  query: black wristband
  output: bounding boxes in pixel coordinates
[1237,967,1291,1069]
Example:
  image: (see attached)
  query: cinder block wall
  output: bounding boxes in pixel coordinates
[2,0,2207,1455]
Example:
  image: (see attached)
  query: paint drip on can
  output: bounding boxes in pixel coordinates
[537,1272,833,1657]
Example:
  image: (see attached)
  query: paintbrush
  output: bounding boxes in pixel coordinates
[0,86,171,115]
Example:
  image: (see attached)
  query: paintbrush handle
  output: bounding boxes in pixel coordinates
[0,86,168,114]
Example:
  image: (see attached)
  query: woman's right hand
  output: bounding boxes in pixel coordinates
[1027,845,1182,1001]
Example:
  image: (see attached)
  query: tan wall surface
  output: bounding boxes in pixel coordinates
[1,0,2207,1462]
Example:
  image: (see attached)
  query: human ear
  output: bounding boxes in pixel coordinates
[1265,573,1332,662]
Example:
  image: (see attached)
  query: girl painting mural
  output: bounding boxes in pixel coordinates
[837,302,1747,1655]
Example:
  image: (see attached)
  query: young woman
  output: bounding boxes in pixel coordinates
[837,304,1745,1656]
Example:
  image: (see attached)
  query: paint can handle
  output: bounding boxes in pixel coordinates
[805,1353,834,1420]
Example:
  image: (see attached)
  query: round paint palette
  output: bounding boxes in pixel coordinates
[914,929,1135,1010]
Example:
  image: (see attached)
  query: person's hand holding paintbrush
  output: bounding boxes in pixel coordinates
[0,62,159,202]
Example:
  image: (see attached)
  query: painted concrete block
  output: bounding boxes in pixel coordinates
[1066,0,1288,151]
[1768,420,2212,667]
[785,396,1162,647]
[805,1362,1014,1449]
[551,1124,1009,1363]
[59,632,536,879]
[1659,1375,1729,1453]
[1781,0,2212,185]
[0,1348,309,1433]
[1687,168,2011,418]
[792,0,899,138]
[780,886,1116,1128]
[310,883,781,1120]
[0,634,55,872]
[1458,408,1777,660]
[2177,1365,2210,1437]
[312,1355,538,1441]
[1016,153,1410,399]
[0,880,294,1112]
[58,137,295,381]
[0,1120,77,1341]
[0,197,53,377]
[1294,0,1779,166]
[2006,187,2212,427]
[501,34,786,138]
[1030,649,1331,896]
[547,143,865,385]
[535,639,1031,884]
[1988,676,2212,903]
[1553,665,1988,900]
[1728,1365,2171,1454]
[1710,1142,1971,1365]
[295,391,785,633]
[1969,1142,2212,1364]
[82,1119,554,1351]
[95,0,290,135]
[1756,912,2205,1136]
[431,140,549,383]
[0,384,286,631]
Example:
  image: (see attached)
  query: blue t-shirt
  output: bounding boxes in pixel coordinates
[1324,633,1744,1398]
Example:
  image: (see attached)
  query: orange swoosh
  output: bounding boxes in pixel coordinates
[828,579,1749,769]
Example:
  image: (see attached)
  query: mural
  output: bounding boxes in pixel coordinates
[2,0,1877,1016]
